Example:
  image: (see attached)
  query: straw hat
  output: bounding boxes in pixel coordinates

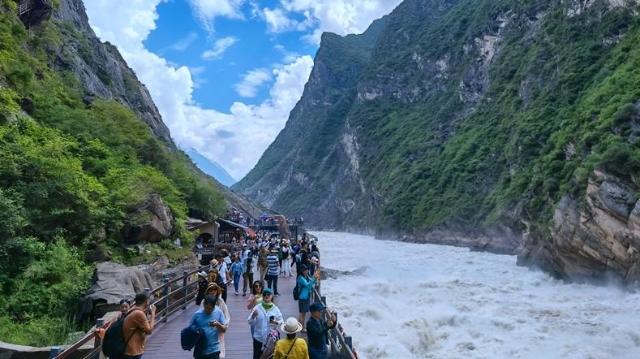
[280,317,303,334]
[197,271,207,278]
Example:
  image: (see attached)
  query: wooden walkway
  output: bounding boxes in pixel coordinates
[145,274,304,359]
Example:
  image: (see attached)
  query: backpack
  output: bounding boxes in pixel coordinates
[102,308,141,358]
[259,326,281,359]
[180,324,204,351]
[293,281,300,301]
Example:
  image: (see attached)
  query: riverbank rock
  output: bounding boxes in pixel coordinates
[381,223,522,255]
[518,169,640,286]
[80,261,155,319]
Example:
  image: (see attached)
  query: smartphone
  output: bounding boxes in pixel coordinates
[269,316,275,321]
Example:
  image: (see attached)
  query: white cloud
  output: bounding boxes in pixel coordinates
[83,0,313,179]
[234,69,272,98]
[170,32,198,51]
[263,7,298,33]
[188,0,246,34]
[202,36,238,60]
[271,0,403,43]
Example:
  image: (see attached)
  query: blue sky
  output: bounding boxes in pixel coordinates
[83,0,402,180]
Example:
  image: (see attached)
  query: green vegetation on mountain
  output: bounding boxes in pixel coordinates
[0,0,225,345]
[235,0,640,241]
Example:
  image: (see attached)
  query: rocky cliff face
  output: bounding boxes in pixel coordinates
[234,0,640,285]
[518,169,640,284]
[52,0,173,144]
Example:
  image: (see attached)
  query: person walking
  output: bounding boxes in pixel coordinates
[280,241,293,277]
[187,294,228,359]
[204,283,230,358]
[257,245,269,283]
[214,253,231,302]
[296,265,319,332]
[195,271,209,305]
[242,247,254,296]
[266,249,280,296]
[230,256,243,296]
[306,303,337,359]
[247,287,283,359]
[122,291,156,359]
[273,317,309,359]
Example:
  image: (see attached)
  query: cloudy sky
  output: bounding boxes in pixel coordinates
[83,0,403,181]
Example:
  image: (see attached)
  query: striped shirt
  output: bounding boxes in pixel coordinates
[266,254,279,276]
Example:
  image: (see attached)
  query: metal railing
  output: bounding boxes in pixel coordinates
[16,0,53,16]
[49,267,205,359]
[310,285,358,359]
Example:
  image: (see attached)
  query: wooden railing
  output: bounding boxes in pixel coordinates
[310,284,358,359]
[49,266,206,359]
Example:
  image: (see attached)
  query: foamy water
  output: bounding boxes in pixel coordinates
[312,231,640,359]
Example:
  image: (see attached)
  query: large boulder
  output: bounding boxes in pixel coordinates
[80,262,155,319]
[121,194,175,244]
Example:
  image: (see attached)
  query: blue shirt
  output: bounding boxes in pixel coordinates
[187,307,227,355]
[296,275,317,300]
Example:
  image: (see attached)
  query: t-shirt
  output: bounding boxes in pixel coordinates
[187,307,227,355]
[218,262,229,284]
[273,337,309,359]
[266,254,279,276]
[123,308,151,356]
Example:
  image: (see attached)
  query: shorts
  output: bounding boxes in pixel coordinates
[298,298,309,313]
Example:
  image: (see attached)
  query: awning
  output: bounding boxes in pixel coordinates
[245,228,256,237]
[218,218,248,229]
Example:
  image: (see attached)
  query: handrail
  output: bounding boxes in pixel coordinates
[52,266,206,359]
[311,283,358,359]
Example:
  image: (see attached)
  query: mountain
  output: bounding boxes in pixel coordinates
[0,0,270,344]
[233,0,640,286]
[185,148,236,187]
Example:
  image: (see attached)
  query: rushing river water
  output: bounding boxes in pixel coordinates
[312,231,640,359]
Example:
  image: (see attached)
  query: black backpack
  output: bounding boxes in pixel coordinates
[102,308,141,358]
[293,280,300,301]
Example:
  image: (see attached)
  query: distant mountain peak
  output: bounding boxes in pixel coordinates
[185,148,236,187]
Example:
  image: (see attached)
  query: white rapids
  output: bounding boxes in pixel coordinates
[312,231,640,359]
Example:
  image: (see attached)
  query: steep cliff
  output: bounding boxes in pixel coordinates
[234,0,640,285]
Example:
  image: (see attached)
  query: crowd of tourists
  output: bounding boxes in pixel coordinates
[115,232,336,359]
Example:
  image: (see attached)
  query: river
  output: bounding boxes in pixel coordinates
[312,231,640,359]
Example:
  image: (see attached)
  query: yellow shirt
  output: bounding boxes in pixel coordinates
[274,337,309,359]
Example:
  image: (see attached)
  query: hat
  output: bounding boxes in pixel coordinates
[309,302,325,312]
[262,287,274,295]
[206,283,222,295]
[280,317,303,334]
[299,265,308,272]
[197,271,207,278]
[210,259,219,267]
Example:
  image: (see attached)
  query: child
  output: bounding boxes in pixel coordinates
[230,255,243,295]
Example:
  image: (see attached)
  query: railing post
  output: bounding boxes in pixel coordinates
[182,270,188,309]
[49,347,60,358]
[93,318,104,359]
[345,335,353,351]
[163,277,170,322]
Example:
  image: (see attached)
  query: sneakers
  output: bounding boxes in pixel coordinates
[275,293,280,296]
[235,291,239,296]
[242,293,246,296]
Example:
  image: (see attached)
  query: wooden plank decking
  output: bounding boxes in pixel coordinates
[145,274,304,359]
